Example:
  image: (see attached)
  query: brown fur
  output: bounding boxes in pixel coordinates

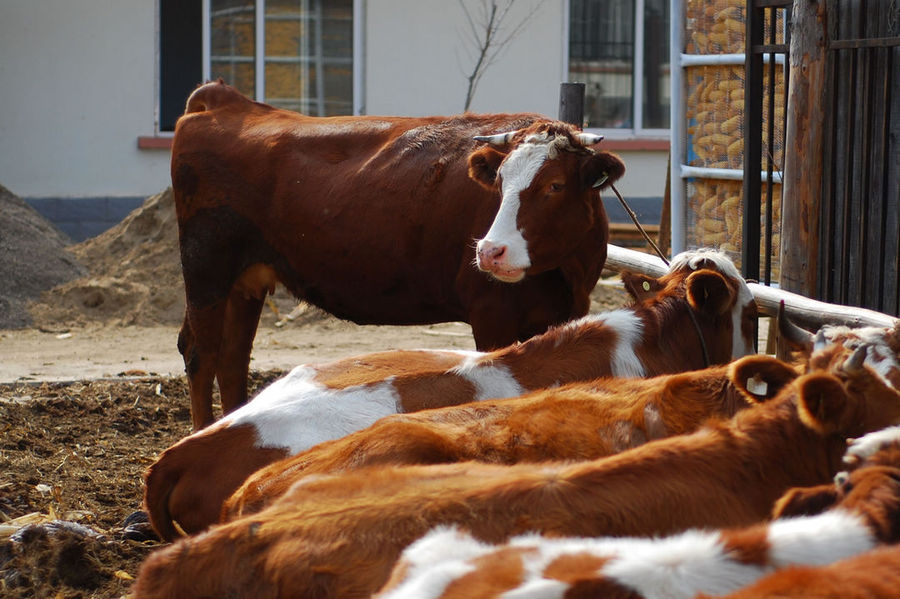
[132,346,900,599]
[141,423,287,542]
[705,545,900,598]
[223,356,795,521]
[143,258,756,541]
[172,81,624,430]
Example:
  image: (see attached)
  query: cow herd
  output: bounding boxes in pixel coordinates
[128,82,900,598]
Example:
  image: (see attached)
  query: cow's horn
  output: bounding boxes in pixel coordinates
[813,330,829,351]
[842,345,868,373]
[777,300,814,349]
[576,133,604,146]
[473,132,514,147]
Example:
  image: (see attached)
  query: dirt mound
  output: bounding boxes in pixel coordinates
[23,186,627,331]
[0,184,86,329]
[27,188,186,329]
[26,188,319,330]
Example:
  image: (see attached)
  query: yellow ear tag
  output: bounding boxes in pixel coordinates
[642,281,651,292]
[746,374,768,397]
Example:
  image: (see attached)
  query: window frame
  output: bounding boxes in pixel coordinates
[564,0,670,140]
[199,0,363,115]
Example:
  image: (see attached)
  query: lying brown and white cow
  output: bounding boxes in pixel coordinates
[143,248,758,540]
[223,356,796,521]
[172,80,626,429]
[377,425,900,599]
[131,343,900,599]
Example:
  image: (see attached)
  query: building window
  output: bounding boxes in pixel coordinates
[158,0,354,133]
[160,0,203,132]
[208,0,354,116]
[568,0,669,134]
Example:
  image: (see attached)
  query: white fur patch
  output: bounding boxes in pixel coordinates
[478,140,552,270]
[224,365,401,453]
[380,527,490,599]
[819,325,900,389]
[845,425,900,464]
[566,310,645,377]
[452,354,526,401]
[385,509,877,599]
[766,510,875,567]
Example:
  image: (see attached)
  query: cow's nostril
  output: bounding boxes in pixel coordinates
[491,245,506,260]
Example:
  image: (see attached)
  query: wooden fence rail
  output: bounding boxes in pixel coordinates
[605,245,898,331]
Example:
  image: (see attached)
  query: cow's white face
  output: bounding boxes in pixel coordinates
[475,136,551,282]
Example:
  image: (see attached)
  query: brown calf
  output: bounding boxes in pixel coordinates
[131,343,900,599]
[143,248,757,541]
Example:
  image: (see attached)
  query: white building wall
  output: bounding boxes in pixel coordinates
[364,0,667,199]
[365,0,565,117]
[0,0,171,198]
[0,0,666,203]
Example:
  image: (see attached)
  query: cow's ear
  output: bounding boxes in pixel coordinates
[581,151,626,191]
[771,483,840,518]
[686,270,734,316]
[621,272,662,302]
[468,146,507,189]
[729,355,798,403]
[796,373,850,434]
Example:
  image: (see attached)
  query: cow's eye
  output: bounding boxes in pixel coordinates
[548,182,564,193]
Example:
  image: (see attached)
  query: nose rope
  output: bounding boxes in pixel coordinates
[608,183,709,368]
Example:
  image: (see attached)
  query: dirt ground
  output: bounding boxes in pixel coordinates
[0,182,631,597]
[0,286,629,599]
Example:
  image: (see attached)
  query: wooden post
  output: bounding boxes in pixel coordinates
[558,82,585,127]
[780,0,828,298]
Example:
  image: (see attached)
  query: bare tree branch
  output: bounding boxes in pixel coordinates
[457,0,546,111]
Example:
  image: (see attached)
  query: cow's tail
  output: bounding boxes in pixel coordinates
[184,79,246,114]
[142,458,184,543]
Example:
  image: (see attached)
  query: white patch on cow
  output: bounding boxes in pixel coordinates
[500,580,568,599]
[478,139,552,270]
[565,310,645,377]
[387,511,877,599]
[452,354,525,401]
[223,364,401,453]
[845,425,900,464]
[598,531,765,599]
[819,324,900,389]
[767,510,875,567]
[379,527,491,599]
[670,248,756,359]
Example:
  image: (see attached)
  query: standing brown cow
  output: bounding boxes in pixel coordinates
[172,81,625,429]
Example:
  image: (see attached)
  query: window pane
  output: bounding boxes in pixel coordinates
[569,0,634,129]
[265,0,353,116]
[642,0,669,128]
[160,0,202,132]
[211,0,256,98]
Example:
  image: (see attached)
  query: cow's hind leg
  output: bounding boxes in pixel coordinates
[216,264,278,416]
[179,303,228,430]
[216,291,266,415]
